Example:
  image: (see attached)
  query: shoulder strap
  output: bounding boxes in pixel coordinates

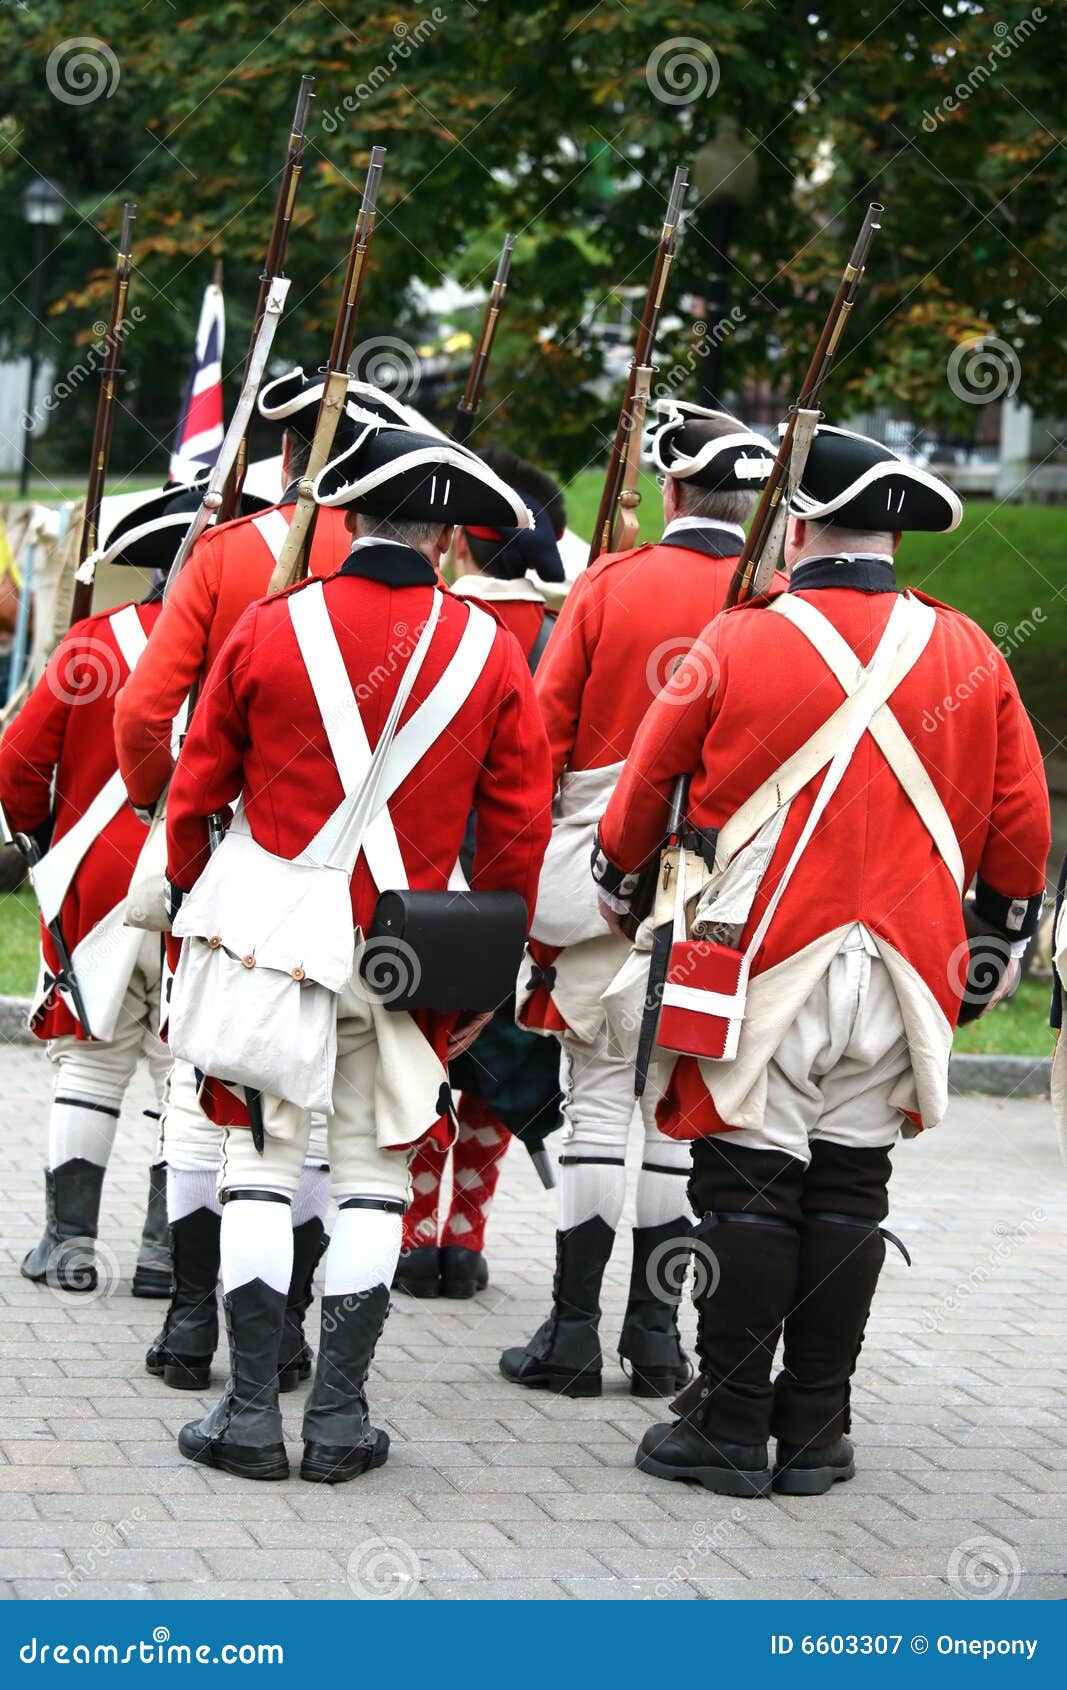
[527,607,554,674]
[252,509,292,565]
[740,594,915,973]
[108,604,149,673]
[770,593,965,893]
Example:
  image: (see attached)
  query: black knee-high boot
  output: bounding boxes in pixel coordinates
[499,1215,616,1398]
[145,1207,221,1390]
[177,1277,289,1481]
[772,1141,904,1495]
[278,1218,328,1392]
[300,1285,392,1485]
[21,1159,106,1292]
[133,1162,174,1299]
[618,1220,693,1397]
[635,1142,804,1497]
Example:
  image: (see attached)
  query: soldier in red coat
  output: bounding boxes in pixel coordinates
[397,446,568,1299]
[592,424,1051,1497]
[0,499,197,1297]
[500,402,775,1399]
[114,375,414,1401]
[165,417,553,1484]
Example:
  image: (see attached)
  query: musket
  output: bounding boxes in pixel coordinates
[69,201,136,626]
[216,74,315,523]
[267,145,387,596]
[0,806,93,1036]
[723,202,883,606]
[452,233,516,446]
[587,166,687,566]
[633,202,884,1096]
[159,77,315,599]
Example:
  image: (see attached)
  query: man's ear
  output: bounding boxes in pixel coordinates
[662,476,680,524]
[435,524,455,559]
[891,530,903,553]
[344,508,361,536]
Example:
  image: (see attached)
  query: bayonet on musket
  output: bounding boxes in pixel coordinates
[588,166,687,566]
[267,145,387,595]
[452,233,516,446]
[69,201,136,626]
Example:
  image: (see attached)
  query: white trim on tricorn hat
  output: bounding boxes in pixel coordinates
[96,477,270,569]
[649,398,775,490]
[788,422,963,533]
[258,365,417,428]
[313,416,534,528]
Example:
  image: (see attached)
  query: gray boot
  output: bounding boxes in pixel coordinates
[21,1160,105,1292]
[300,1286,391,1485]
[133,1163,174,1299]
[177,1279,289,1481]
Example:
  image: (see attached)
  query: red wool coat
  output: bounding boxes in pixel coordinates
[597,576,1051,1138]
[0,601,161,1039]
[524,526,779,1030]
[114,501,352,808]
[165,547,555,1120]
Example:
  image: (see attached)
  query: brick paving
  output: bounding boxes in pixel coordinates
[1,1039,1065,1601]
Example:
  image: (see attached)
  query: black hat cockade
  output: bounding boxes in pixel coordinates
[788,423,963,533]
[312,414,535,530]
[648,400,775,492]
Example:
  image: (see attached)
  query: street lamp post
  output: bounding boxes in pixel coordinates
[690,118,759,407]
[18,176,66,498]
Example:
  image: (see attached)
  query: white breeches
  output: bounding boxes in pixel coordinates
[45,933,169,1168]
[557,1028,691,1232]
[727,925,911,1165]
[161,1059,329,1174]
[218,1014,412,1206]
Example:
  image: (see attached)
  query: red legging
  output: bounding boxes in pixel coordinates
[403,1096,510,1254]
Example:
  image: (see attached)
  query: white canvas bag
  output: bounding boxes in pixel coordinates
[169,589,443,1112]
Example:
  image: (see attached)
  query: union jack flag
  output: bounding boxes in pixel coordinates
[169,278,225,483]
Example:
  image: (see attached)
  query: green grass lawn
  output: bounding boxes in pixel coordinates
[0,880,1052,1053]
[562,473,1067,752]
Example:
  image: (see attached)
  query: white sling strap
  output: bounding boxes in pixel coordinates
[286,582,496,893]
[32,606,149,926]
[713,592,964,894]
[663,597,915,1022]
[252,508,292,564]
[774,593,966,893]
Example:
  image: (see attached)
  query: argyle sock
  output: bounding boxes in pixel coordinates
[441,1097,510,1253]
[402,1137,447,1251]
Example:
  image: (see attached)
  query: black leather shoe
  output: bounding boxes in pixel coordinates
[635,1419,773,1497]
[177,1422,289,1481]
[392,1246,441,1297]
[21,1161,105,1292]
[773,1435,855,1495]
[499,1217,613,1398]
[300,1430,390,1486]
[132,1265,174,1299]
[440,1245,488,1298]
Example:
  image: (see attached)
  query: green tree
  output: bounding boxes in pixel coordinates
[0,0,1063,481]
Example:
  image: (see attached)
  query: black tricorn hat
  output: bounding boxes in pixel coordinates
[649,400,775,491]
[313,415,534,528]
[258,366,418,430]
[98,478,269,570]
[789,423,963,533]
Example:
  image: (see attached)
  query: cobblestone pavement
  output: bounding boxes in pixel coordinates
[1,1040,1065,1602]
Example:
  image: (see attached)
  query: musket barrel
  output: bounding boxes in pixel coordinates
[453,232,517,442]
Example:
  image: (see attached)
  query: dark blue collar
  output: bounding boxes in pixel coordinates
[789,553,898,595]
[338,540,437,586]
[658,522,743,559]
